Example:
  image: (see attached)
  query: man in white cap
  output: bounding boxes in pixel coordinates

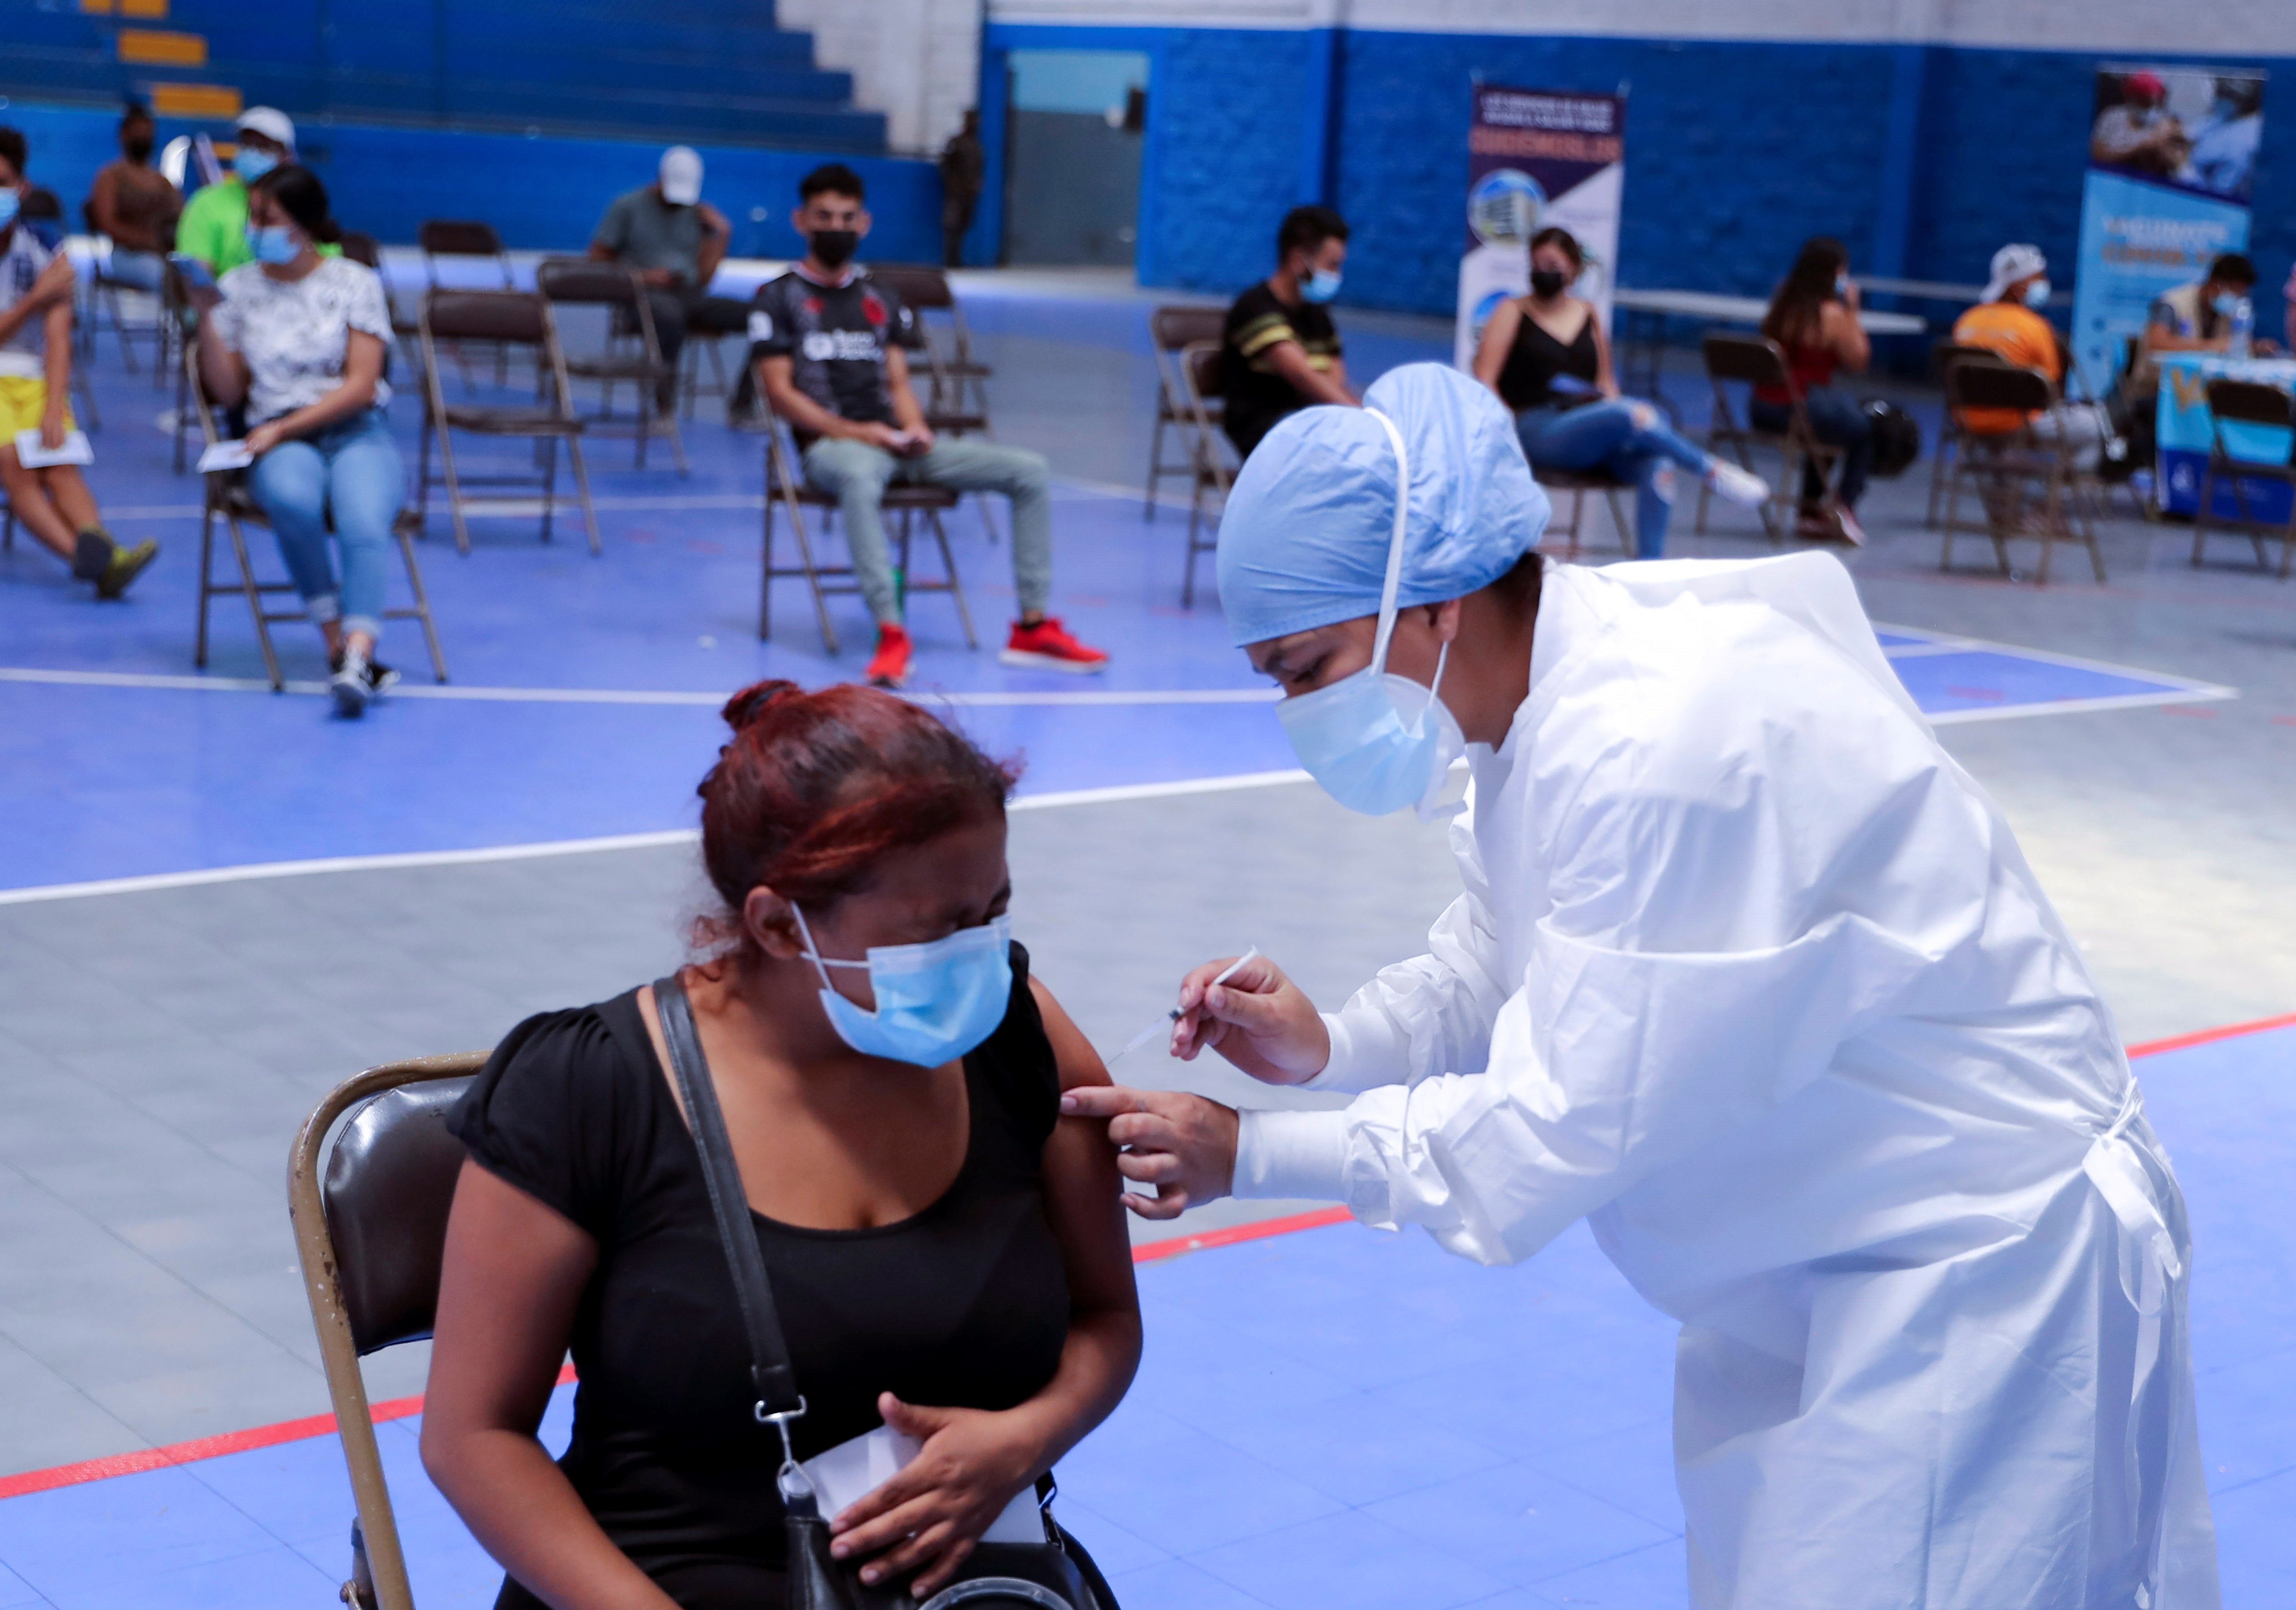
[176,106,317,275]
[589,145,754,416]
[1950,242,2106,470]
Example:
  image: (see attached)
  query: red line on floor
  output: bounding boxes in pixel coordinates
[1130,1204,1354,1263]
[2126,1010,2296,1060]
[0,1363,576,1500]
[5,1009,2292,1502]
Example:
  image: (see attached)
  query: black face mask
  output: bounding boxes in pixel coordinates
[809,229,859,268]
[1529,267,1570,299]
[123,136,154,163]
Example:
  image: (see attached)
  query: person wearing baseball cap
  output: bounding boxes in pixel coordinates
[589,145,756,418]
[1951,243,2106,469]
[175,107,338,274]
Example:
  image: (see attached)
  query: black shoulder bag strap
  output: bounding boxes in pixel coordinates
[652,977,812,1482]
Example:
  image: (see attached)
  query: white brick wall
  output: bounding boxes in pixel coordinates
[779,0,986,155]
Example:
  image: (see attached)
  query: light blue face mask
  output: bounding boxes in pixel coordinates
[0,190,18,230]
[1302,268,1342,304]
[246,224,299,265]
[1275,407,1467,819]
[793,906,1013,1068]
[235,148,278,184]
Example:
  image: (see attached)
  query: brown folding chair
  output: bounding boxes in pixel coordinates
[1147,306,1226,516]
[418,290,599,555]
[1533,466,1636,559]
[1925,339,2010,529]
[184,338,448,691]
[866,263,992,433]
[1695,333,1843,542]
[2192,377,2296,578]
[419,220,517,386]
[1940,361,2105,584]
[289,1052,487,1610]
[1166,339,1235,606]
[760,412,973,654]
[536,256,687,475]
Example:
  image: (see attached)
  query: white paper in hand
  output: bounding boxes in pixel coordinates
[196,440,256,474]
[13,428,92,469]
[800,1424,1046,1544]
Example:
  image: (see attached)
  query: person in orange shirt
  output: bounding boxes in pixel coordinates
[1949,243,2106,469]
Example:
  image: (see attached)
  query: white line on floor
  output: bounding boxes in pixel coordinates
[0,770,1314,906]
[1928,687,2237,725]
[0,666,1279,708]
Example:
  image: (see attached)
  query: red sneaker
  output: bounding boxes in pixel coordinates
[864,622,912,688]
[999,616,1110,674]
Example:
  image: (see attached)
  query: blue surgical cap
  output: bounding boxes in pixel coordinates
[1215,362,1550,647]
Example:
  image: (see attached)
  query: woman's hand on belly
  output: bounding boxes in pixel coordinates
[828,1390,1046,1597]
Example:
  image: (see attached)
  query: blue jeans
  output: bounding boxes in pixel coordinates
[1748,386,1873,510]
[1514,398,1710,558]
[248,409,404,643]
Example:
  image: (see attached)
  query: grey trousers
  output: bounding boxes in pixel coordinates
[802,435,1053,624]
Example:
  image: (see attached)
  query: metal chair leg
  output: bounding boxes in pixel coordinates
[930,509,977,648]
[567,437,602,555]
[396,527,449,682]
[224,511,285,691]
[194,504,216,667]
[435,423,474,556]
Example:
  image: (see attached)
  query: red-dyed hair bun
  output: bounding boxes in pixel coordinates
[696,680,1018,944]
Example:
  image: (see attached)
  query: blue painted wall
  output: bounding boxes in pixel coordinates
[981,24,2296,324]
[0,103,941,260]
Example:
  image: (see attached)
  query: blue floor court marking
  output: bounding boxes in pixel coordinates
[2,1020,2287,1609]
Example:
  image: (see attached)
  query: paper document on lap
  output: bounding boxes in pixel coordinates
[801,1423,1045,1544]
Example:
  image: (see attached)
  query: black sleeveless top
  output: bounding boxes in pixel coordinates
[449,945,1070,1610]
[1495,301,1600,411]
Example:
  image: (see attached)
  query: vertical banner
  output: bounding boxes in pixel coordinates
[1454,85,1626,371]
[2070,64,2264,396]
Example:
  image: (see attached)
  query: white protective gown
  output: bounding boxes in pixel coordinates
[1235,554,2219,1609]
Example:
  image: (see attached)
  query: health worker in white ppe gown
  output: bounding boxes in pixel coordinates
[1064,363,2218,1609]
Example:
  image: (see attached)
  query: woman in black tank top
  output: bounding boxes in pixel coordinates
[422,681,1140,1610]
[1473,227,1768,557]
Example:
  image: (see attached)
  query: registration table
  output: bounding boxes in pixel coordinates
[2155,353,2296,522]
[1610,288,1927,413]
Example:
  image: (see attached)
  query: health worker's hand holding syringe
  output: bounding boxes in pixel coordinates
[1061,950,1331,1219]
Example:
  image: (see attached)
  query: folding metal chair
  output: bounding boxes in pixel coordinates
[2191,376,2296,578]
[1171,338,1231,606]
[1695,333,1844,542]
[289,1052,487,1610]
[1926,339,2010,529]
[1147,305,1225,517]
[866,263,992,434]
[760,413,972,654]
[536,256,687,475]
[419,220,518,387]
[1533,466,1636,559]
[417,290,599,555]
[184,339,448,691]
[1939,362,2106,584]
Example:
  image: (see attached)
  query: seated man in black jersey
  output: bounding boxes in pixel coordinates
[1218,205,1359,460]
[750,164,1109,689]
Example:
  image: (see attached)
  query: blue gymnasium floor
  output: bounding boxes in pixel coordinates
[0,280,2236,896]
[0,1018,2289,1610]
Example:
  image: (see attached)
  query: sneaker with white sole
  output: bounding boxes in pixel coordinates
[1704,460,1770,509]
[1833,507,1868,547]
[331,643,374,717]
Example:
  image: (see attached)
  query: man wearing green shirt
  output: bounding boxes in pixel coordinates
[175,106,313,273]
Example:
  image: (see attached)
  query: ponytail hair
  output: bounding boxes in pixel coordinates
[250,164,342,246]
